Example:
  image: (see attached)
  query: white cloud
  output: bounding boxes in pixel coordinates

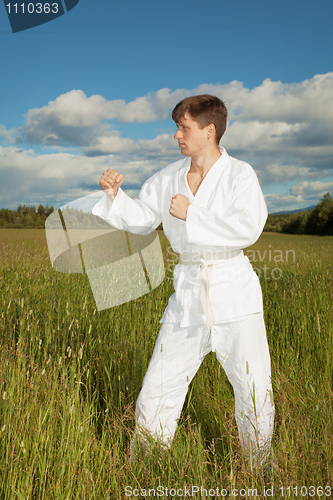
[264,193,306,213]
[14,73,333,167]
[230,74,333,124]
[83,131,179,162]
[223,120,304,152]
[0,125,15,143]
[264,180,333,212]
[291,180,333,197]
[25,90,124,128]
[258,164,331,186]
[17,88,186,147]
[0,146,172,209]
[2,144,330,213]
[2,73,333,211]
[13,73,332,139]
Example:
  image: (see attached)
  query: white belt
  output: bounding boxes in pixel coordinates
[179,250,244,327]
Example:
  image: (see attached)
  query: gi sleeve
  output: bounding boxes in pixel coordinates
[92,171,162,236]
[185,167,267,250]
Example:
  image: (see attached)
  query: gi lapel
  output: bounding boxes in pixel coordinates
[179,157,194,201]
[190,148,230,207]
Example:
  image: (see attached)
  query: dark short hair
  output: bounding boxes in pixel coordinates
[172,94,228,144]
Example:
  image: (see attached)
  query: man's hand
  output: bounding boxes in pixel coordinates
[169,194,190,220]
[99,169,124,199]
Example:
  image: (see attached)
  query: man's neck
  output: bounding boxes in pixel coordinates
[189,147,222,178]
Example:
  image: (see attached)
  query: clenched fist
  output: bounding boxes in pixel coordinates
[99,169,124,199]
[169,194,190,220]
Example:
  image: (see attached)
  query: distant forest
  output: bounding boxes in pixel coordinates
[264,193,333,235]
[0,204,55,229]
[1,193,333,235]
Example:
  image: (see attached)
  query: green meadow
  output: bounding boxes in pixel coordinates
[0,229,332,499]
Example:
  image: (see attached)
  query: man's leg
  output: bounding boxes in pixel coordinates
[133,322,212,448]
[213,313,274,468]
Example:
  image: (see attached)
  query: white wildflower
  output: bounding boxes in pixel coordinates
[20,441,26,454]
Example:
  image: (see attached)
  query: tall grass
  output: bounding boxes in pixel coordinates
[0,229,332,499]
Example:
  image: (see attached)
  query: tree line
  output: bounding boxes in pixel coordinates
[264,193,333,235]
[1,193,333,235]
[0,204,55,229]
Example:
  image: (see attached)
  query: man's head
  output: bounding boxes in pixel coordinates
[172,94,228,145]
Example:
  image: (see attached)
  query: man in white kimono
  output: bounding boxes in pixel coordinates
[92,95,274,468]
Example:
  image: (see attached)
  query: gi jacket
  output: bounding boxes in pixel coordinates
[92,148,268,327]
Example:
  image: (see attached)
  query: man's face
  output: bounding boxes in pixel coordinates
[174,113,211,157]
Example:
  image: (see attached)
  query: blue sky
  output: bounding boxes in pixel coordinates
[1,0,333,212]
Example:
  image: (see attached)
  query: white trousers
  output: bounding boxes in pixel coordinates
[134,313,274,464]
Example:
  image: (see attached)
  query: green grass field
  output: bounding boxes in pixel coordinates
[0,229,332,499]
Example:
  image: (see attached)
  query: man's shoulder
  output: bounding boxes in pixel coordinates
[160,157,188,176]
[224,152,257,179]
[141,157,186,189]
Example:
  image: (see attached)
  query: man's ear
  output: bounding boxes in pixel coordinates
[206,123,216,140]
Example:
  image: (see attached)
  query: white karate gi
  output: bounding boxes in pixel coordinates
[92,147,274,465]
